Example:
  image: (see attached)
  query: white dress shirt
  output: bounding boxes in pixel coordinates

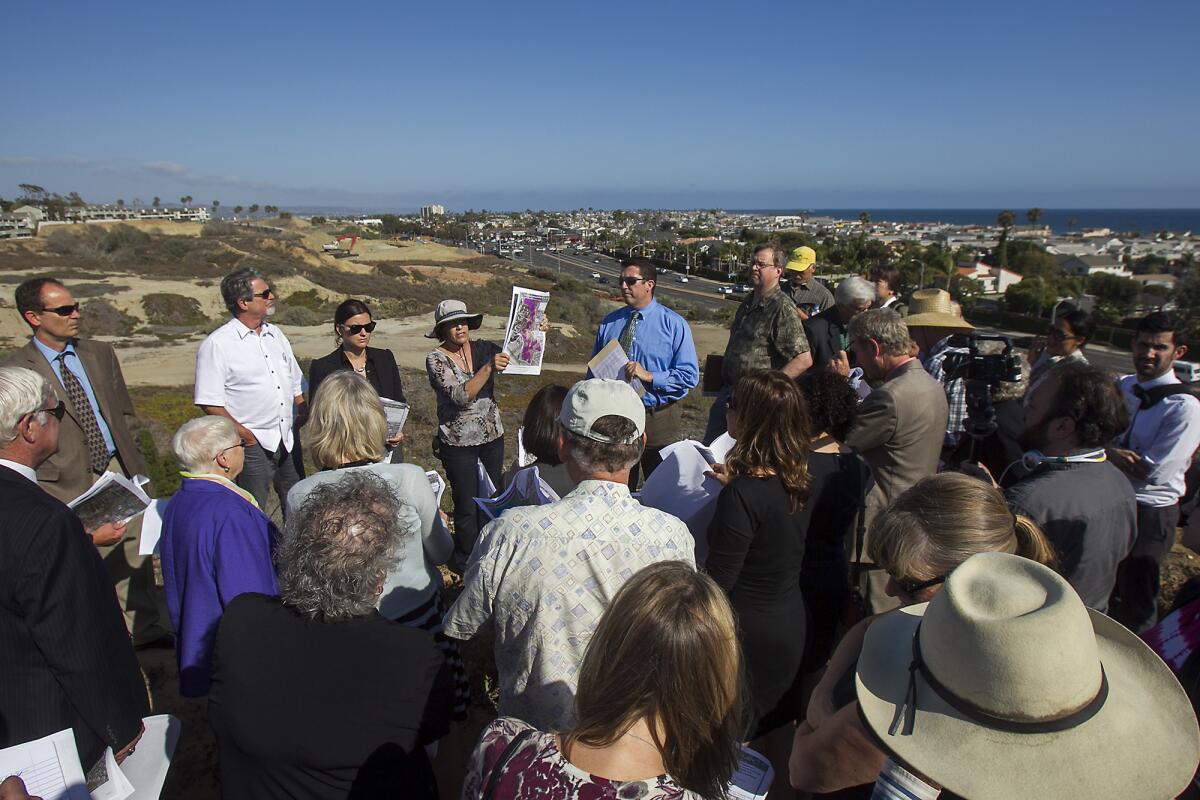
[1117,371,1200,507]
[194,318,303,452]
[0,458,37,483]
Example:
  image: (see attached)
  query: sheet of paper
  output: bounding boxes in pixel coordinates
[90,748,134,800]
[137,499,170,556]
[0,728,90,800]
[379,397,409,439]
[586,338,645,396]
[474,466,559,520]
[476,459,496,498]
[638,439,724,562]
[709,432,737,463]
[114,715,180,800]
[515,426,536,467]
[425,471,446,506]
[67,472,152,531]
[727,745,774,800]
[501,286,550,375]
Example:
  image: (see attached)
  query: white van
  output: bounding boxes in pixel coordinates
[1174,361,1200,383]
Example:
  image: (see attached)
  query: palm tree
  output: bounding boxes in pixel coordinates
[997,209,1016,268]
[116,199,125,210]
[234,205,243,217]
[1026,208,1043,227]
[212,200,220,219]
[152,196,161,208]
[859,211,871,226]
[248,204,259,217]
[1067,217,1077,232]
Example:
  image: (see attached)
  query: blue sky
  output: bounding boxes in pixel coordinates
[3,0,1197,211]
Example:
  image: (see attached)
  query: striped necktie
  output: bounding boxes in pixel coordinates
[618,311,641,354]
[57,352,110,474]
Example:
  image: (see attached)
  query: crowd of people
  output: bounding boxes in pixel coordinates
[1,250,1199,799]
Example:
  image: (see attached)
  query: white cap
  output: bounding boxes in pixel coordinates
[558,379,646,444]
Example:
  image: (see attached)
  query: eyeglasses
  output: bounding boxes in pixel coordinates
[252,288,274,300]
[40,400,67,421]
[341,321,377,335]
[40,303,80,316]
[218,441,248,456]
[619,276,648,287]
[892,574,946,595]
[1048,329,1078,342]
[751,261,777,270]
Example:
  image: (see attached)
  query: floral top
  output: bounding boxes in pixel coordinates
[426,339,504,447]
[462,717,699,800]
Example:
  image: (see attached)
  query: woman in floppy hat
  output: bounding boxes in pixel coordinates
[789,472,1056,797]
[425,299,547,569]
[857,551,1199,799]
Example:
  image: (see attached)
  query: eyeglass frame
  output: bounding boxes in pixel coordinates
[217,441,249,457]
[1048,328,1079,343]
[35,400,67,421]
[39,303,81,317]
[251,288,274,300]
[892,573,946,595]
[619,276,650,287]
[339,321,377,335]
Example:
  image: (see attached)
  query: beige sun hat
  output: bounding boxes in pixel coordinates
[856,551,1200,800]
[425,299,484,339]
[902,288,974,330]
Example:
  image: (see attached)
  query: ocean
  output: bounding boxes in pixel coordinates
[735,209,1200,236]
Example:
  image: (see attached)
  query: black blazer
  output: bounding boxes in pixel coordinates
[0,466,149,767]
[308,346,406,406]
[803,306,854,372]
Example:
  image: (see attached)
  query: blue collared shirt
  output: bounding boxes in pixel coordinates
[32,337,116,454]
[592,299,699,408]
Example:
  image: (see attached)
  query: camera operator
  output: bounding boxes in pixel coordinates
[904,289,975,453]
[999,361,1136,612]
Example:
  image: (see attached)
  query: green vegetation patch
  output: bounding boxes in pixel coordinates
[142,293,208,326]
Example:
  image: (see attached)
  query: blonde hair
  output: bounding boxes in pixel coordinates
[868,472,1056,583]
[566,561,744,798]
[304,371,386,468]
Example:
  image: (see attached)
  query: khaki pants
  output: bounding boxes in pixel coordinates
[95,458,171,645]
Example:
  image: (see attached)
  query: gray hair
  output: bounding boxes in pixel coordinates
[562,415,644,474]
[220,268,265,315]
[0,367,54,447]
[836,276,876,308]
[172,416,239,473]
[276,471,406,622]
[848,308,913,357]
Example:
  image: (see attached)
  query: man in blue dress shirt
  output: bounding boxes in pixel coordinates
[592,257,699,485]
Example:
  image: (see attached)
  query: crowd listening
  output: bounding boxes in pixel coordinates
[1,259,1199,800]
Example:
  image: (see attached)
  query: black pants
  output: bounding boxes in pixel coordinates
[628,400,684,490]
[1110,501,1179,633]
[438,436,505,566]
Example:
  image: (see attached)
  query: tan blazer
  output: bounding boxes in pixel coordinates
[845,359,949,535]
[2,339,148,503]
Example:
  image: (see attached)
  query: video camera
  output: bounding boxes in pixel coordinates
[938,333,1022,461]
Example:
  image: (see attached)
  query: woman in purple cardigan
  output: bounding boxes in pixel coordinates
[160,416,279,697]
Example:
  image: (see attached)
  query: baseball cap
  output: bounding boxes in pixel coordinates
[559,379,646,444]
[785,246,817,273]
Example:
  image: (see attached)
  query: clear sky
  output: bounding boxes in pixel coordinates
[3,0,1197,211]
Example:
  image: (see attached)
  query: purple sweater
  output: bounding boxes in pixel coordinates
[160,478,278,696]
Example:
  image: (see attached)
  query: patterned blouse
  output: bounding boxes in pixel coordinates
[462,717,699,800]
[426,339,504,447]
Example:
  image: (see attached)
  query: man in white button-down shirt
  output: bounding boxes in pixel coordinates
[1107,312,1200,632]
[195,268,306,516]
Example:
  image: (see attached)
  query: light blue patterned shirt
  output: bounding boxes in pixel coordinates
[443,480,695,732]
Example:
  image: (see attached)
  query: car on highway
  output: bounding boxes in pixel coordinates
[676,275,689,283]
[593,258,600,263]
[597,276,609,285]
[715,285,734,295]
[591,271,601,279]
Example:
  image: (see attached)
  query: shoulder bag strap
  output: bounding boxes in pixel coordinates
[481,728,537,800]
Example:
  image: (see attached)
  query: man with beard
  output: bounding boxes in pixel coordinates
[1000,361,1135,611]
[195,268,307,515]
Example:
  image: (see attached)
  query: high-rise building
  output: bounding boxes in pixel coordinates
[420,204,445,220]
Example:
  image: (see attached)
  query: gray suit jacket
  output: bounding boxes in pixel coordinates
[2,339,148,503]
[845,359,949,539]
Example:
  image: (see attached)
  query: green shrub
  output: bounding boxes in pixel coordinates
[81,299,137,336]
[201,221,240,238]
[272,305,324,326]
[142,293,208,326]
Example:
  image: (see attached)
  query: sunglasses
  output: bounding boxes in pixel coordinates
[252,289,274,300]
[893,574,946,595]
[619,276,648,287]
[1048,329,1078,342]
[31,400,66,422]
[341,321,377,335]
[40,303,80,316]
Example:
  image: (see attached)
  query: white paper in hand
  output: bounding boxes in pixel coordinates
[727,745,774,800]
[638,439,724,562]
[0,728,89,800]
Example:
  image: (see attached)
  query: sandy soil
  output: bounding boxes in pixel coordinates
[43,219,207,237]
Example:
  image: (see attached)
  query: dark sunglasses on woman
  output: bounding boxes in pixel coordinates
[341,321,377,335]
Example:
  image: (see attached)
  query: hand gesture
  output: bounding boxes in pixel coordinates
[1027,337,1046,365]
[386,433,404,448]
[236,423,257,447]
[830,350,851,377]
[623,361,653,383]
[704,462,732,487]
[538,316,549,332]
[89,520,127,547]
[493,352,511,372]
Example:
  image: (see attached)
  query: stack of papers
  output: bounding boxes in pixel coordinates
[379,397,409,439]
[586,339,645,396]
[638,439,729,562]
[68,473,152,532]
[474,466,560,520]
[425,471,447,506]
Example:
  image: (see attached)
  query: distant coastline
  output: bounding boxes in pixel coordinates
[732,209,1200,236]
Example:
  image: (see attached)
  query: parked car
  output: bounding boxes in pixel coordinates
[1175,361,1200,383]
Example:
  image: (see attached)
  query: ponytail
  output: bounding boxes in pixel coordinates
[1013,514,1057,570]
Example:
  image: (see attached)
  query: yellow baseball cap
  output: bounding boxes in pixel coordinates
[785,246,817,272]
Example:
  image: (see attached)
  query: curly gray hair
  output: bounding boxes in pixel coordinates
[220,267,266,315]
[848,308,913,357]
[276,471,407,622]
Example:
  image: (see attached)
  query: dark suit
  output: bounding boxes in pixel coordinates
[307,346,406,406]
[802,306,853,372]
[0,465,149,768]
[1,339,166,643]
[844,359,949,612]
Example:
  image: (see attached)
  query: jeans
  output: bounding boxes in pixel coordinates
[438,436,505,565]
[703,385,732,445]
[1109,501,1179,633]
[237,442,304,521]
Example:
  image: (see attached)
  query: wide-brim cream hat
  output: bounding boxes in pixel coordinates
[425,299,483,339]
[903,288,974,330]
[856,552,1200,799]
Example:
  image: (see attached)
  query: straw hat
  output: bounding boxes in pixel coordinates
[425,299,483,339]
[902,288,974,330]
[856,552,1200,799]
[785,246,817,273]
